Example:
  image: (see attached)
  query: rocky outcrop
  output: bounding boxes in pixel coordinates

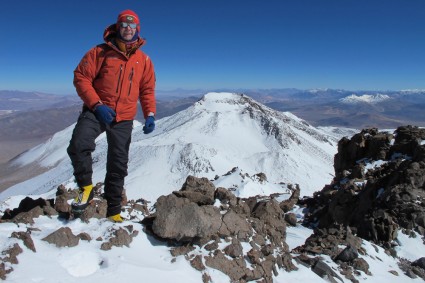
[294,225,370,282]
[300,125,425,281]
[1,196,56,224]
[143,174,300,282]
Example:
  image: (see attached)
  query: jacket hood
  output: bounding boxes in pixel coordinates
[103,24,146,49]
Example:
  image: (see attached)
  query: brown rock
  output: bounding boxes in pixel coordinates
[42,227,79,247]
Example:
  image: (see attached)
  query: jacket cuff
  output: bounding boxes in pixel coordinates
[91,101,103,111]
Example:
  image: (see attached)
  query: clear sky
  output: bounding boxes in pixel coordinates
[1,0,424,94]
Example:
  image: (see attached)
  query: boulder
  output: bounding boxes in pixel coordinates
[152,194,221,241]
[42,227,79,248]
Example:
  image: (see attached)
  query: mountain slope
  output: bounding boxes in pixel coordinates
[1,92,339,202]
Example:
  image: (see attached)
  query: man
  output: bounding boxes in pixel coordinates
[67,9,156,222]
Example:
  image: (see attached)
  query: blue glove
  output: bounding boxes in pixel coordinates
[143,116,155,134]
[94,104,116,125]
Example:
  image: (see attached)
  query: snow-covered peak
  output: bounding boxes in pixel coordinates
[1,92,339,202]
[339,93,391,104]
[194,92,249,112]
[199,92,239,103]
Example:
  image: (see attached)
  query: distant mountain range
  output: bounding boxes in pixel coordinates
[243,88,425,129]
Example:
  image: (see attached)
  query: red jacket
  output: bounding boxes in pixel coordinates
[74,24,156,121]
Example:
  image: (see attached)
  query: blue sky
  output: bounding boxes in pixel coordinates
[1,0,424,94]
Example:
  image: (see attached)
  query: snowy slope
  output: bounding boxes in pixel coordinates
[1,92,338,202]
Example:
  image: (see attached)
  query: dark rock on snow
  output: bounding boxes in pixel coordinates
[299,125,425,281]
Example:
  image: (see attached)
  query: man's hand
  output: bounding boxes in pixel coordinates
[143,116,155,134]
[94,105,116,125]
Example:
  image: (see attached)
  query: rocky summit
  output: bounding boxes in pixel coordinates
[1,125,425,282]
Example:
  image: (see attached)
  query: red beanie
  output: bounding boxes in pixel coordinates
[116,10,140,32]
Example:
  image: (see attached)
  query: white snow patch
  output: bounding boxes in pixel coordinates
[340,93,391,104]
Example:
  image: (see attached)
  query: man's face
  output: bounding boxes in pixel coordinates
[119,22,137,41]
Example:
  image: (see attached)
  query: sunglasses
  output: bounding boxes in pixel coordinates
[119,22,137,29]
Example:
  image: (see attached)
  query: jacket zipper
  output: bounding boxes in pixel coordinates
[116,64,123,93]
[128,68,134,96]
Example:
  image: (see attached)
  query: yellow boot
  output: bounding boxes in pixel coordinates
[71,184,94,211]
[108,214,123,223]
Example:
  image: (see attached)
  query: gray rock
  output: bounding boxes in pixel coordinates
[2,243,23,264]
[415,213,425,228]
[170,245,196,257]
[205,250,248,282]
[174,176,216,205]
[280,184,300,212]
[413,257,425,269]
[11,231,36,252]
[152,194,221,241]
[252,199,285,229]
[335,245,359,262]
[352,258,371,275]
[54,193,71,214]
[284,213,298,226]
[43,205,58,217]
[77,232,92,242]
[0,262,11,280]
[100,228,133,251]
[219,210,251,238]
[223,239,243,258]
[13,206,44,225]
[190,255,205,271]
[312,260,344,283]
[215,187,237,205]
[42,227,79,247]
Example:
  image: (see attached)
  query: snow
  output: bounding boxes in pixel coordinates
[0,92,423,282]
[2,217,202,283]
[363,159,388,174]
[317,126,359,140]
[339,93,391,104]
[358,240,418,283]
[286,224,314,250]
[212,168,291,199]
[395,231,425,262]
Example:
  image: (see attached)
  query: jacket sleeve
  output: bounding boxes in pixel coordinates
[73,47,102,109]
[139,55,156,119]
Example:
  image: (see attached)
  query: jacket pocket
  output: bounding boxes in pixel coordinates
[116,64,123,93]
[128,67,134,96]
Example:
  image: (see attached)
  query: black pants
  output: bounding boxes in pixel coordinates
[67,110,133,216]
